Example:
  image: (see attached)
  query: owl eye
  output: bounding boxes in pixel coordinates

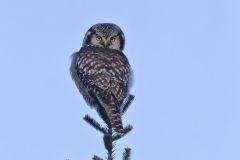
[110,37,116,43]
[96,36,102,41]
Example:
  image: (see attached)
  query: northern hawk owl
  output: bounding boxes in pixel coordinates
[70,23,132,133]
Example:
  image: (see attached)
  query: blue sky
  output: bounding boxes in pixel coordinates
[0,0,240,160]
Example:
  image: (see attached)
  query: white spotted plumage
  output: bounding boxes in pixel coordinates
[70,23,132,133]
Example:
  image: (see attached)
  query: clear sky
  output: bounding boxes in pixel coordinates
[0,0,240,160]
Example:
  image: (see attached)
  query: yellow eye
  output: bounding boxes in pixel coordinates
[110,37,116,43]
[96,36,102,41]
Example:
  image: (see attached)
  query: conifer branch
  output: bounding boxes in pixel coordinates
[84,115,107,134]
[122,95,135,115]
[96,105,111,126]
[112,125,133,141]
[84,94,135,159]
[122,148,131,160]
[92,155,104,160]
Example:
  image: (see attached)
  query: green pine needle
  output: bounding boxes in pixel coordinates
[122,95,135,115]
[92,155,104,160]
[123,148,131,160]
[84,115,107,134]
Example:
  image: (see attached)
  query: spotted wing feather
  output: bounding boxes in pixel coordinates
[70,46,131,133]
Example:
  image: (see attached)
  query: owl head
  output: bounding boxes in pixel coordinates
[82,23,125,51]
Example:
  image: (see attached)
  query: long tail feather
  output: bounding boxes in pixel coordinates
[96,96,124,133]
[105,104,124,134]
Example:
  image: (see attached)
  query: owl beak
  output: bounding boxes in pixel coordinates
[103,40,109,48]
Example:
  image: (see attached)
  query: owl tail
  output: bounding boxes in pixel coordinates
[105,105,124,134]
[96,95,124,134]
[105,104,124,134]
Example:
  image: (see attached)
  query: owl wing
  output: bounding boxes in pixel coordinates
[71,46,131,104]
[70,51,99,107]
